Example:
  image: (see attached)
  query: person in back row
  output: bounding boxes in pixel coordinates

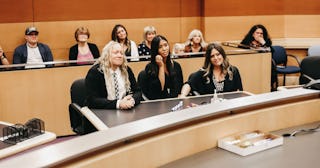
[85,41,142,109]
[69,27,100,65]
[0,45,9,66]
[184,29,207,57]
[138,35,183,100]
[172,43,185,58]
[13,26,54,69]
[241,24,276,91]
[240,24,272,49]
[138,26,157,61]
[179,43,243,97]
[111,24,139,62]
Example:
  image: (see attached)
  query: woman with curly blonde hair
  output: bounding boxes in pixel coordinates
[85,41,142,109]
[184,29,207,57]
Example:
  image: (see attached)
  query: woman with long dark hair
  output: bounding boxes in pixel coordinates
[110,24,139,61]
[138,35,183,100]
[180,43,243,97]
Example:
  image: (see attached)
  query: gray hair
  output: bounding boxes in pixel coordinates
[143,26,157,40]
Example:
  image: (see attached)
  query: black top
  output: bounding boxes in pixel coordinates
[69,43,100,65]
[184,44,206,57]
[138,42,151,61]
[187,66,243,95]
[85,64,142,109]
[139,61,183,100]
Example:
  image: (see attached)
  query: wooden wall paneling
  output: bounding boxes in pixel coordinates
[33,0,183,21]
[0,0,34,23]
[0,66,91,135]
[284,0,320,14]
[203,0,284,16]
[284,15,320,38]
[204,15,285,42]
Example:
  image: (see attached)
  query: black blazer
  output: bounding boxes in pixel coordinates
[85,64,142,109]
[187,66,243,95]
[139,61,183,100]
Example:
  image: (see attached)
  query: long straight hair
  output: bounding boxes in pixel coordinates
[111,24,131,52]
[147,35,174,77]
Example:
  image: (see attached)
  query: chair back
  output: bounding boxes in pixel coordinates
[137,70,149,101]
[69,78,97,135]
[299,56,320,84]
[271,46,287,65]
[70,78,87,106]
[308,45,320,56]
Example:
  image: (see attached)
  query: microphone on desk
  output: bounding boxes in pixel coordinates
[171,101,183,112]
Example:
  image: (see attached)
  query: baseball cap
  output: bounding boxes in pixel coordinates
[25,27,39,35]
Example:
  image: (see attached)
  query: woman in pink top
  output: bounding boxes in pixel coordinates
[69,27,100,65]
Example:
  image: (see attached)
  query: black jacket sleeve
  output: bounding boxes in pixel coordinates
[88,43,100,58]
[85,64,142,109]
[141,63,162,100]
[85,64,118,109]
[127,66,142,105]
[69,44,78,61]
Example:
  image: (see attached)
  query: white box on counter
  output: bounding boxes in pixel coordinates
[218,130,283,156]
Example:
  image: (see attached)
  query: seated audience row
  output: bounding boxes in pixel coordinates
[2,24,272,66]
[85,34,243,110]
[2,24,274,93]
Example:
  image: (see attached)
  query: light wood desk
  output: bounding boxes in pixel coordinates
[0,88,318,167]
[161,121,320,168]
[0,50,271,136]
[80,91,252,129]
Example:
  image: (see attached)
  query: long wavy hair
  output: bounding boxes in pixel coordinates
[202,43,234,80]
[147,35,175,77]
[111,24,131,52]
[184,29,207,48]
[97,41,131,94]
[240,24,272,47]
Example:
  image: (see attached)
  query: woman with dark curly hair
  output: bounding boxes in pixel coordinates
[241,24,272,49]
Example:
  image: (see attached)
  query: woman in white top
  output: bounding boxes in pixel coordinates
[111,24,139,62]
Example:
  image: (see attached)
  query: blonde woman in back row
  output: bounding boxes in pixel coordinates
[184,29,207,57]
[138,26,156,61]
